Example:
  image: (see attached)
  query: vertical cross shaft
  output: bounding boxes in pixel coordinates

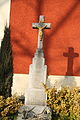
[63,47,79,76]
[32,16,51,49]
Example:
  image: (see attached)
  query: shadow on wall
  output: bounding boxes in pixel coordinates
[11,0,45,58]
[0,0,9,7]
[47,47,79,88]
[26,0,80,56]
[11,27,33,58]
[51,76,77,89]
[43,0,80,75]
[11,0,80,74]
[37,0,80,74]
[44,0,80,55]
[12,0,80,58]
[63,47,79,76]
[47,75,80,89]
[63,47,79,87]
[11,0,80,59]
[26,0,44,21]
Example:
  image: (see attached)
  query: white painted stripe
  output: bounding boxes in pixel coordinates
[12,73,80,95]
[0,0,11,46]
[12,74,29,96]
[47,75,80,89]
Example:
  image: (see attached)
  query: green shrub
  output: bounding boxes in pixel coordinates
[0,27,13,98]
[44,84,80,120]
[0,95,23,120]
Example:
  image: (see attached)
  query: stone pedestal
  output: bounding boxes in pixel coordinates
[25,49,47,105]
[17,105,52,120]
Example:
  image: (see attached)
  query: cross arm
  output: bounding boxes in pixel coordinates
[32,23,51,29]
[63,52,79,57]
[63,53,69,57]
[74,53,79,57]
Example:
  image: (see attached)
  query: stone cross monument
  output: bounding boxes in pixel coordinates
[32,15,51,49]
[17,16,51,120]
[25,16,51,106]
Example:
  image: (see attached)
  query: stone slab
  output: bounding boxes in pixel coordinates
[28,64,47,89]
[17,105,52,120]
[25,88,47,105]
[28,55,47,89]
[25,48,47,106]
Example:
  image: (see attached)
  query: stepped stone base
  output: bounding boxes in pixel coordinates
[25,49,47,106]
[17,105,52,120]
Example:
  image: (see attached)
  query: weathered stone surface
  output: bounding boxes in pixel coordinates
[17,105,52,120]
[25,49,47,105]
[32,16,51,49]
[28,49,47,89]
[25,16,51,106]
[25,88,47,105]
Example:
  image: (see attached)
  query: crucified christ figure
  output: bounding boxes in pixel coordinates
[32,16,51,49]
[36,25,47,41]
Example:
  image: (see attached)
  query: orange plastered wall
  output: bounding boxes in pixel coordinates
[10,0,80,76]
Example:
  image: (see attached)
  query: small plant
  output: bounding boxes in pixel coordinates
[0,95,23,120]
[43,84,80,120]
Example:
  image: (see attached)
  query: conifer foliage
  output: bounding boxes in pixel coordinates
[0,27,13,98]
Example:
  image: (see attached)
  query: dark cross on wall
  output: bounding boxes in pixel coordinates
[63,47,79,76]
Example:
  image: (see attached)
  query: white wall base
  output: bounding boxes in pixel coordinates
[12,74,80,96]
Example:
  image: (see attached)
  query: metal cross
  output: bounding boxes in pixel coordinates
[32,16,51,49]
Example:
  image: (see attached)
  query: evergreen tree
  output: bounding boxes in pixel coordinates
[0,26,13,98]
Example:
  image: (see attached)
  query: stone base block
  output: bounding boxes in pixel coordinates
[17,105,52,120]
[28,64,47,89]
[25,88,47,105]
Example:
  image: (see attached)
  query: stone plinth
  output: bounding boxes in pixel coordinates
[25,88,46,105]
[25,49,47,105]
[17,105,52,120]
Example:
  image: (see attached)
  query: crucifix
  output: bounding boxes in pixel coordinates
[63,47,79,76]
[32,16,51,49]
